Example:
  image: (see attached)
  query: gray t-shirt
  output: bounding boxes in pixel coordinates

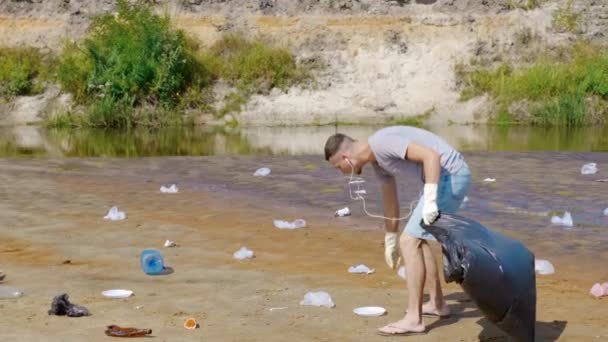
[368,126,465,183]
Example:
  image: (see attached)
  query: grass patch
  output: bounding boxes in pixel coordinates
[458,42,608,126]
[321,186,342,193]
[506,0,547,11]
[389,107,435,127]
[552,0,581,33]
[303,163,318,170]
[0,47,50,99]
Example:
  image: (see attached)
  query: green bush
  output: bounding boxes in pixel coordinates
[0,47,48,98]
[459,42,608,126]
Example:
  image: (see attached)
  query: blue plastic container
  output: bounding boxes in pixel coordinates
[140,249,165,275]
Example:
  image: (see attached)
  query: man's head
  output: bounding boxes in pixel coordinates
[324,133,367,175]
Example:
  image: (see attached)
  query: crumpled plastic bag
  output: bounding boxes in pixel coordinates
[397,266,407,279]
[160,184,178,193]
[253,167,271,177]
[299,291,335,308]
[551,211,573,227]
[104,206,126,221]
[603,208,608,216]
[534,259,555,275]
[273,219,306,229]
[334,207,351,217]
[48,293,90,317]
[484,178,496,182]
[233,247,254,260]
[348,264,374,274]
[590,282,608,298]
[581,162,598,175]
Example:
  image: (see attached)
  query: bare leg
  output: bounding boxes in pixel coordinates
[378,233,426,334]
[421,242,450,316]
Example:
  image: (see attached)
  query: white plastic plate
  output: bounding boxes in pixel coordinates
[102,289,133,299]
[353,306,386,317]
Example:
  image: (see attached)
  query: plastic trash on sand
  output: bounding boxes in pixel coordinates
[0,285,23,299]
[484,178,496,182]
[105,325,152,337]
[300,291,335,308]
[233,247,254,260]
[334,207,351,217]
[397,266,407,280]
[603,208,608,216]
[164,240,177,248]
[253,167,271,177]
[184,318,198,330]
[590,282,608,298]
[348,264,375,274]
[160,184,178,193]
[581,162,598,175]
[273,219,306,229]
[104,206,126,221]
[48,294,90,317]
[551,211,573,227]
[534,259,555,275]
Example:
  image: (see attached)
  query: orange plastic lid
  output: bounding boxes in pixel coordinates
[184,318,197,330]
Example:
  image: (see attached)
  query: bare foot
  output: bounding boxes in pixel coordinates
[377,319,425,336]
[422,301,451,317]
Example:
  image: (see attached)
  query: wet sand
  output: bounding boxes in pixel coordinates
[0,154,607,341]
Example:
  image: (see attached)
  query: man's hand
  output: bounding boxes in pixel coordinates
[422,183,439,225]
[384,232,400,269]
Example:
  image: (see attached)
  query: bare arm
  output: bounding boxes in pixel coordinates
[405,142,441,184]
[380,176,400,233]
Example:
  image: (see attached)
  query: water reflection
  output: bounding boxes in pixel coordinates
[0,124,606,157]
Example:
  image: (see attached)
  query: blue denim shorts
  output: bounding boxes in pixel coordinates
[404,165,472,241]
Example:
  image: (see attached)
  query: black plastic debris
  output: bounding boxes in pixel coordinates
[48,293,90,317]
[424,214,536,342]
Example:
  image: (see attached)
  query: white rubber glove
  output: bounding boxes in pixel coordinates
[422,183,439,225]
[384,232,400,269]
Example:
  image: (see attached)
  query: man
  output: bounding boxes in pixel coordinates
[324,126,471,336]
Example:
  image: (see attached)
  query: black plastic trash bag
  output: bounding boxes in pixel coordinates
[424,214,536,342]
[48,293,90,317]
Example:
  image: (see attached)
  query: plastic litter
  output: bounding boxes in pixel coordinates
[105,325,152,337]
[348,264,375,274]
[353,306,387,317]
[581,162,598,175]
[300,291,335,308]
[140,249,165,275]
[102,289,133,299]
[590,282,608,298]
[253,167,271,177]
[534,259,555,275]
[233,247,254,260]
[269,307,288,311]
[0,270,5,282]
[334,207,351,217]
[104,206,126,221]
[48,294,90,317]
[160,184,178,193]
[397,266,407,280]
[273,219,306,229]
[484,178,496,182]
[164,240,177,248]
[0,285,23,299]
[550,211,573,227]
[603,208,608,216]
[184,318,198,330]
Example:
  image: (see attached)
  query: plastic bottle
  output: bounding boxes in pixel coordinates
[140,249,165,275]
[0,285,24,299]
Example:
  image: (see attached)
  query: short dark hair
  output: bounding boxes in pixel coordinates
[324,133,354,161]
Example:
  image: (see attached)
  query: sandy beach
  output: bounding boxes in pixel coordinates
[1,154,607,341]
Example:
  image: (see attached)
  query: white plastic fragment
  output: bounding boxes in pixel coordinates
[299,291,335,308]
[603,208,608,216]
[581,162,598,175]
[160,184,178,193]
[397,266,407,280]
[164,240,177,248]
[590,282,608,298]
[534,259,555,275]
[104,206,126,221]
[348,264,375,275]
[550,211,573,227]
[483,178,496,182]
[269,307,288,311]
[273,219,306,229]
[233,247,254,260]
[253,167,271,177]
[335,207,351,217]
